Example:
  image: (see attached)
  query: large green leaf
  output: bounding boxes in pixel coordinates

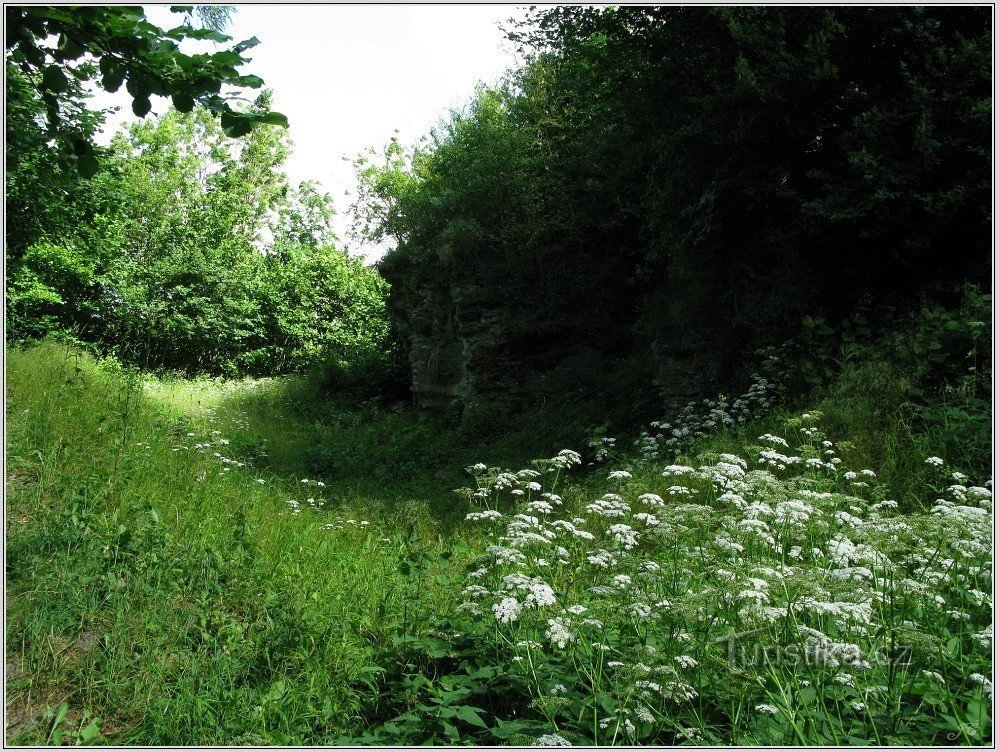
[455,706,489,729]
[255,111,289,128]
[169,26,230,43]
[233,36,261,53]
[76,153,99,179]
[101,67,126,92]
[171,92,195,113]
[56,33,84,60]
[41,65,69,93]
[220,111,252,138]
[131,96,152,118]
[232,74,264,89]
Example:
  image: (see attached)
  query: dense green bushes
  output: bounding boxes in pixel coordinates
[814,285,991,505]
[5,67,393,380]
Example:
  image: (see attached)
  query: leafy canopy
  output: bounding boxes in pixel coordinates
[5,5,288,176]
[359,6,990,416]
[7,95,389,379]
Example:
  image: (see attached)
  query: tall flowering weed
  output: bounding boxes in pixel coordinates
[454,413,992,745]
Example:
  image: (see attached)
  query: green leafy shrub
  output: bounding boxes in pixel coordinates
[6,101,397,383]
[358,6,990,419]
[6,241,97,340]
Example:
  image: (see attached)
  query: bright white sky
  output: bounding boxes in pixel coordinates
[91,5,525,261]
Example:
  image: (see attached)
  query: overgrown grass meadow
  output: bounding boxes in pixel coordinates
[6,343,457,744]
[5,339,992,745]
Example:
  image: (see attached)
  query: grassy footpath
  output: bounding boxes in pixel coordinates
[6,340,991,745]
[5,343,465,744]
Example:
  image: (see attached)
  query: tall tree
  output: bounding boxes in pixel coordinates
[361,6,991,413]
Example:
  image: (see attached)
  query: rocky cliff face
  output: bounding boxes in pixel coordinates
[387,281,469,410]
[383,259,730,415]
[386,277,512,411]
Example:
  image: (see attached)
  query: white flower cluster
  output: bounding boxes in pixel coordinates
[174,430,249,473]
[455,412,991,745]
[457,450,582,516]
[588,435,618,465]
[633,372,781,464]
[535,733,572,746]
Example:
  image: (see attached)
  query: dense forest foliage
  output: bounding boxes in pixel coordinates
[8,6,990,418]
[357,5,990,424]
[5,5,287,172]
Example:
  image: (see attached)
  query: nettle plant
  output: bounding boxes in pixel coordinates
[449,414,991,745]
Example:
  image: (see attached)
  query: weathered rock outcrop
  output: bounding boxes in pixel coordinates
[385,275,514,411]
[382,257,725,415]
